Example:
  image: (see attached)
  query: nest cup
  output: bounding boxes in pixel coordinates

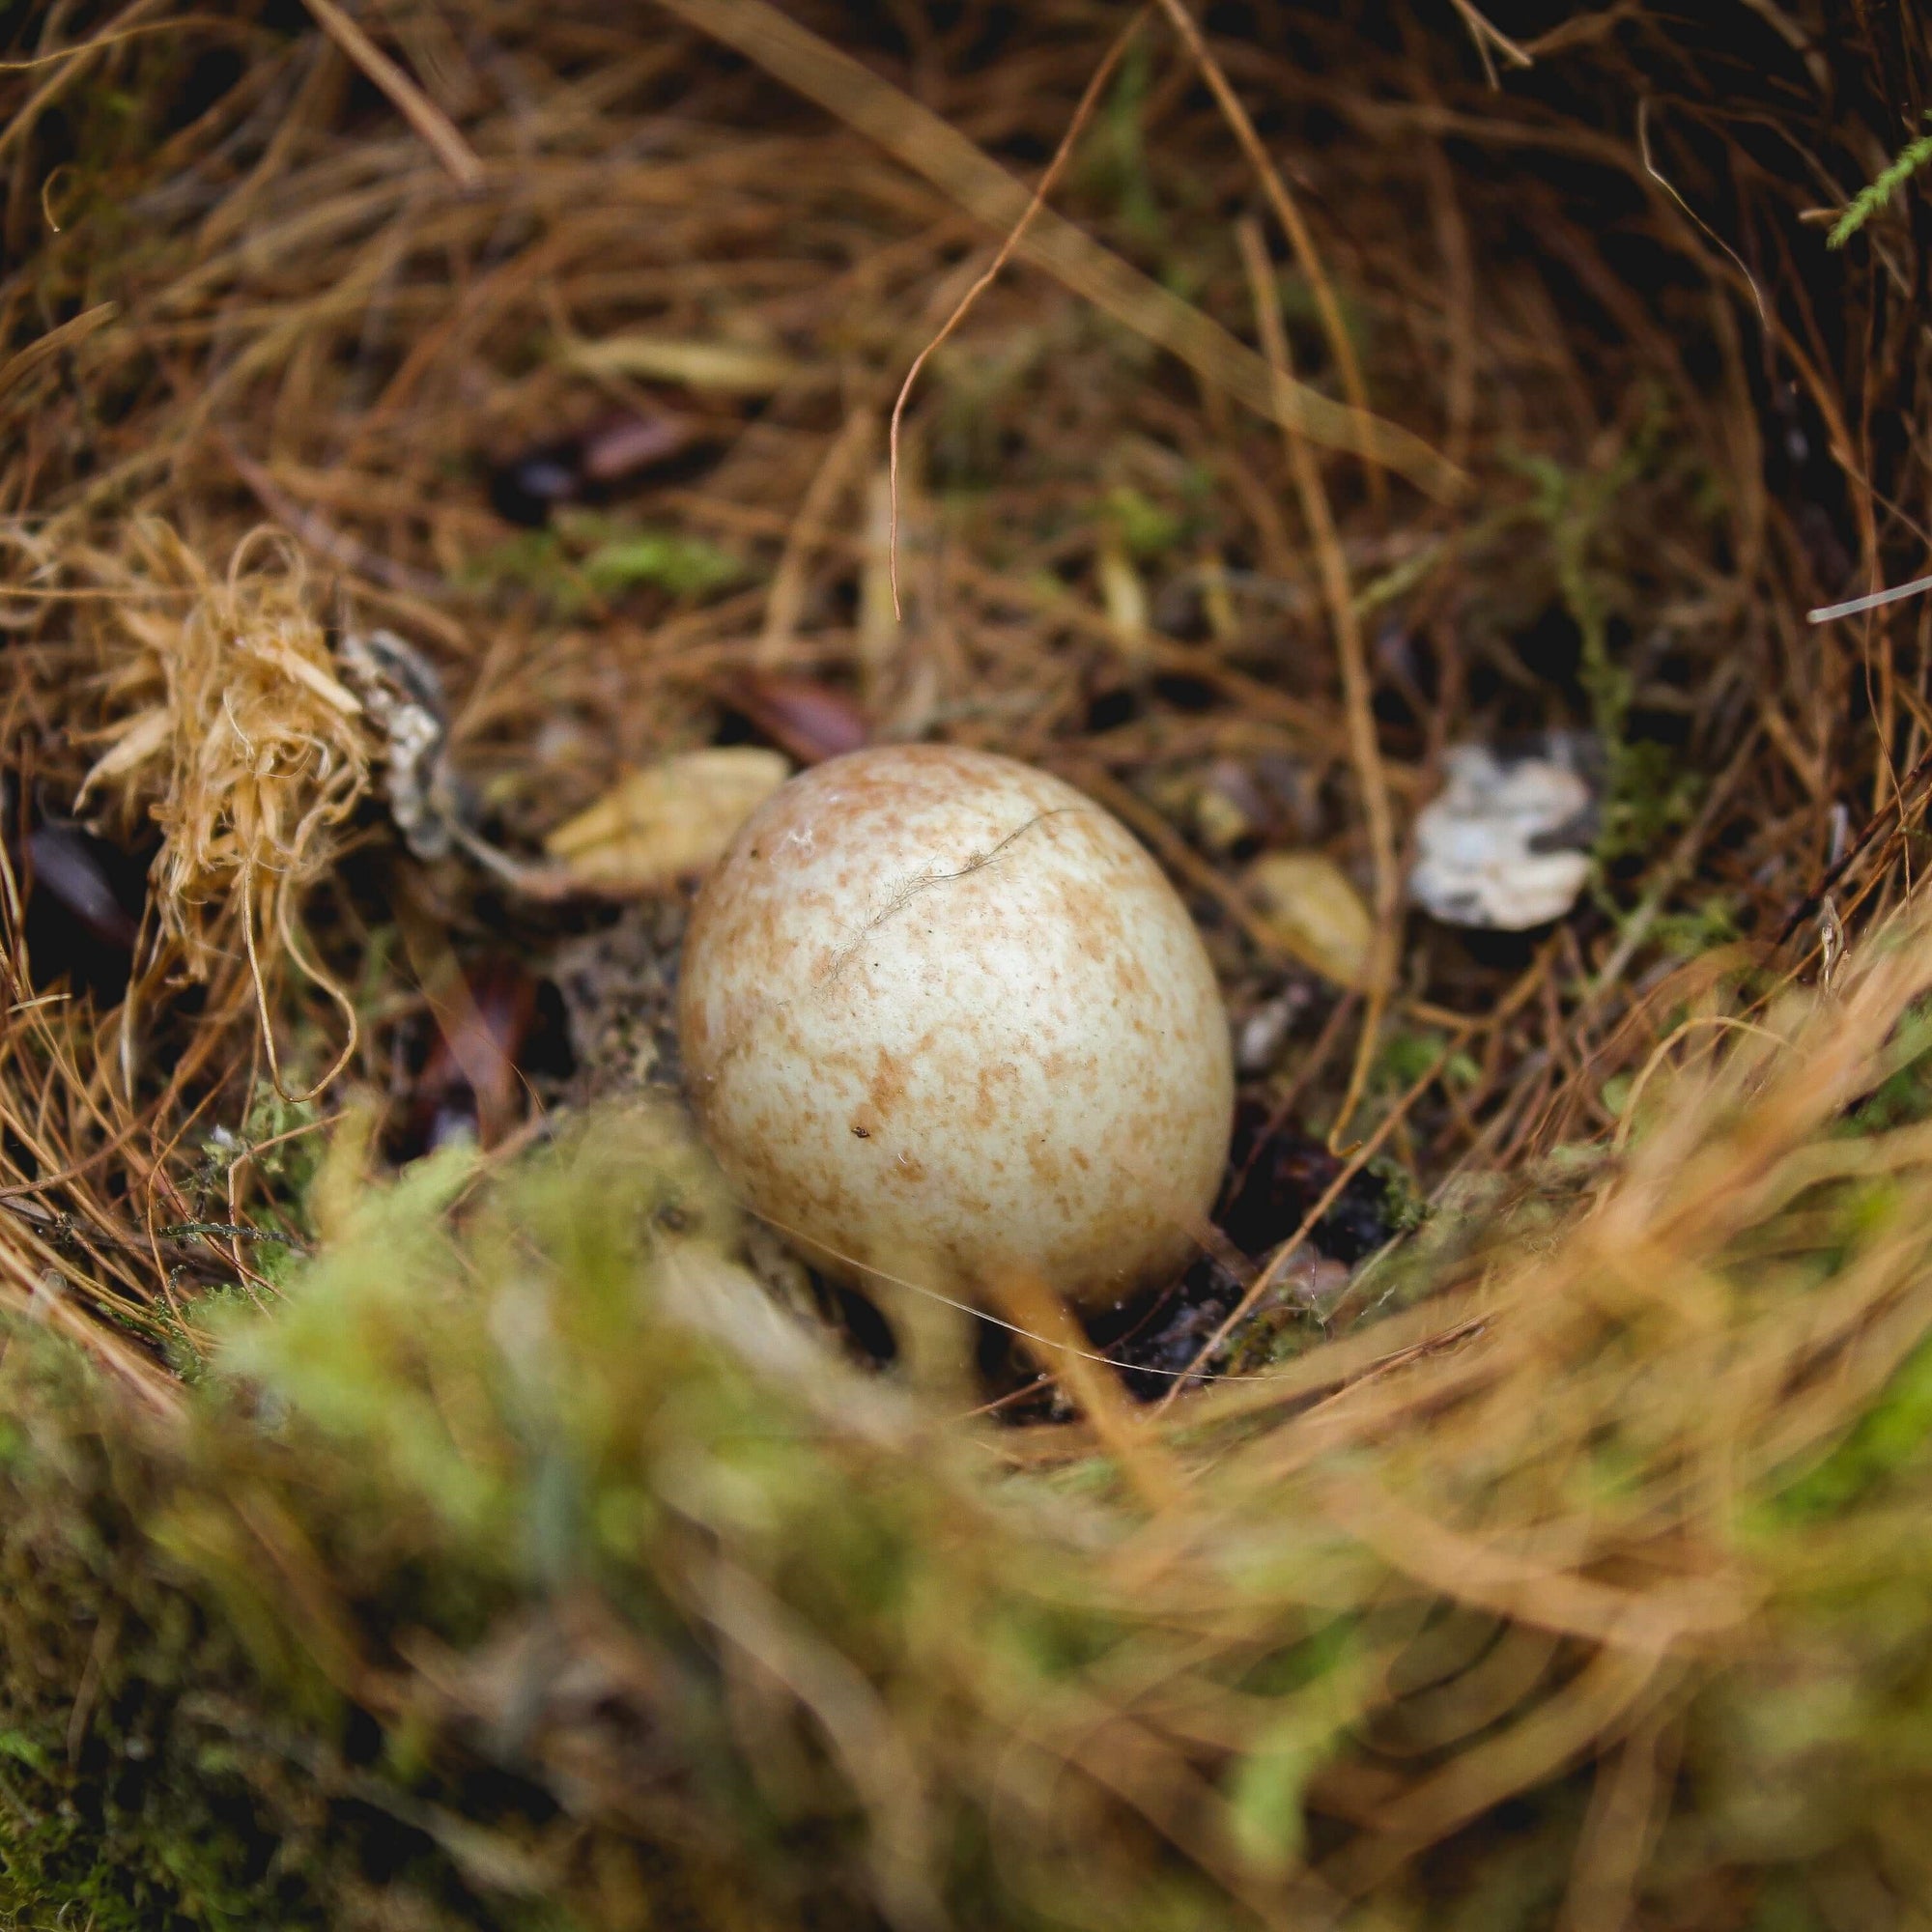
[1,5,1929,1931]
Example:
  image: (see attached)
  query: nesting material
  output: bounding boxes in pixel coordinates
[75,522,370,976]
[678,745,1234,1311]
[337,629,459,862]
[1409,740,1598,931]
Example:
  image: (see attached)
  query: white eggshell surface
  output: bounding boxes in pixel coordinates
[677,745,1234,1310]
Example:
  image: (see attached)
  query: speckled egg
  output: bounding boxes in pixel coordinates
[676,745,1234,1312]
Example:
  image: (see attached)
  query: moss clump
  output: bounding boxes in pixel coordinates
[7,931,1932,1932]
[0,1341,484,1932]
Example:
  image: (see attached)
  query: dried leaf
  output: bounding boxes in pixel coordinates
[26,823,140,952]
[1246,850,1375,989]
[408,959,536,1155]
[75,708,172,801]
[1097,537,1151,665]
[732,674,870,765]
[544,748,790,895]
[256,640,361,716]
[558,334,827,394]
[490,412,700,526]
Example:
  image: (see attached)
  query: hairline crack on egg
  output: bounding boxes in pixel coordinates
[677,744,1235,1316]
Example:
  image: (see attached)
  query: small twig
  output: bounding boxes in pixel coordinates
[1445,0,1534,85]
[0,1198,269,1276]
[299,0,484,190]
[1637,99,1769,336]
[1152,1026,1469,1416]
[1236,218,1398,1150]
[158,1220,312,1254]
[888,8,1147,616]
[1153,0,1386,510]
[1773,739,1932,945]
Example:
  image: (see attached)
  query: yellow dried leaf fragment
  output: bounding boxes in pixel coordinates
[558,334,825,394]
[1245,850,1375,989]
[544,748,791,895]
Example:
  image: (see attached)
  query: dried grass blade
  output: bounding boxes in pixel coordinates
[298,0,483,189]
[74,709,171,802]
[0,0,170,164]
[992,1270,1185,1514]
[887,7,1145,616]
[1445,0,1535,81]
[1152,0,1385,509]
[1236,217,1397,1149]
[648,0,1466,502]
[1323,1645,1671,1893]
[0,303,117,401]
[558,334,824,392]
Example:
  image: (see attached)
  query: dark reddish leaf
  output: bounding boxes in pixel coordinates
[408,960,537,1152]
[581,412,697,483]
[27,823,139,950]
[729,674,869,765]
[490,411,701,526]
[18,821,146,1002]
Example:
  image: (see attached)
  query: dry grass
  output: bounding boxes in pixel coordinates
[6,0,1915,1333]
[0,0,1930,1924]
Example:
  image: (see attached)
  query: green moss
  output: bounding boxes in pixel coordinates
[1086,35,1164,247]
[457,516,743,613]
[3,1074,1932,1929]
[1829,114,1932,247]
[1101,484,1184,561]
[1763,1335,1932,1524]
[1511,419,1716,888]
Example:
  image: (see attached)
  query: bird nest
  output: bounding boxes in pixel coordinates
[2,3,1930,1927]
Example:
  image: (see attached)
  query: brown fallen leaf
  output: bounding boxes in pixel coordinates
[1245,849,1376,990]
[730,673,869,765]
[490,410,702,526]
[543,747,790,895]
[407,957,537,1155]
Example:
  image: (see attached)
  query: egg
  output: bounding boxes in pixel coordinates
[677,745,1234,1312]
